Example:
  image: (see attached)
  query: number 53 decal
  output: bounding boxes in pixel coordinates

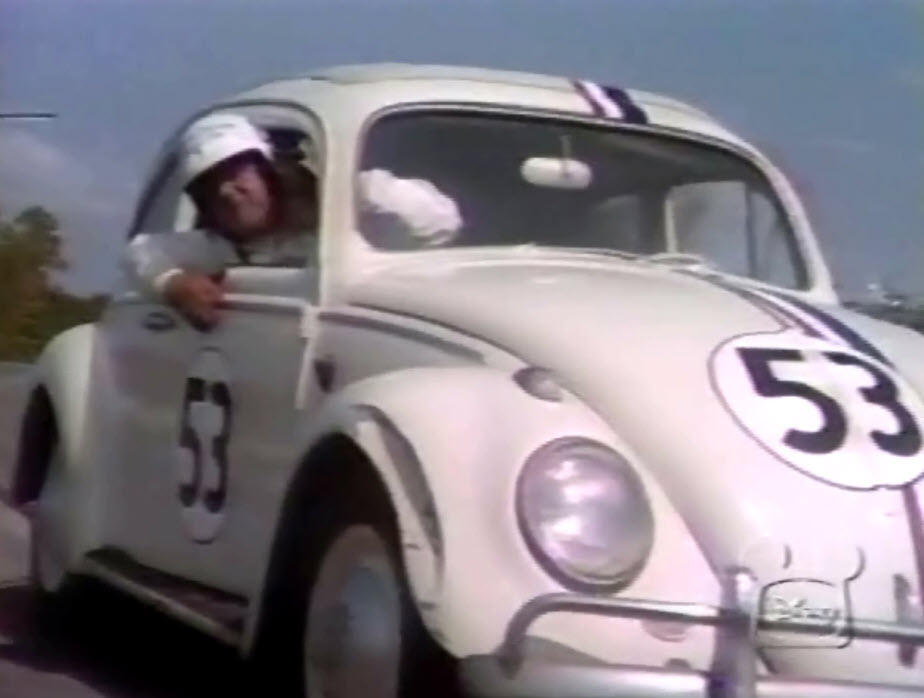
[712,331,924,490]
[175,349,233,543]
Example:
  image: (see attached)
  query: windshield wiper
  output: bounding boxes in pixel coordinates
[506,244,642,261]
[644,252,716,268]
[554,247,644,261]
[508,245,716,267]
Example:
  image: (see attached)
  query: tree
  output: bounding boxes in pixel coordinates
[0,205,108,361]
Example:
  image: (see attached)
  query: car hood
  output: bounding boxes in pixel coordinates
[351,252,924,630]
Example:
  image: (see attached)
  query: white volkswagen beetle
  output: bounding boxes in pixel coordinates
[12,63,924,697]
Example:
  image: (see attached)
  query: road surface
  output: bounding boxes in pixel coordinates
[0,366,254,697]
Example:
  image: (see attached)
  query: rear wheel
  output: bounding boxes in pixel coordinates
[28,443,69,597]
[26,441,91,635]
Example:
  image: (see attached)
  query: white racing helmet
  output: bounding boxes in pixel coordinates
[180,113,273,189]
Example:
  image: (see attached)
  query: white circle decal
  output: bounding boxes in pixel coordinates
[711,329,924,490]
[175,349,233,542]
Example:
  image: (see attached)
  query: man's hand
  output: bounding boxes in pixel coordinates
[162,271,225,329]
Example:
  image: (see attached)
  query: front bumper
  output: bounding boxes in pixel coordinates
[458,567,924,698]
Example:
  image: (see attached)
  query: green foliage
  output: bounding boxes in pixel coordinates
[0,205,108,361]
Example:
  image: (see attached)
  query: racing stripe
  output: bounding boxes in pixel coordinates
[600,84,649,125]
[573,79,620,118]
[757,288,924,602]
[674,270,820,336]
[572,80,648,124]
[686,271,924,595]
[678,269,892,365]
[719,282,822,337]
[759,290,893,367]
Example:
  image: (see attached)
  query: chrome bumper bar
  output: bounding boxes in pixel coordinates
[459,567,924,698]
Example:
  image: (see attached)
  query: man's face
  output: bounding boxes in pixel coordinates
[199,153,274,240]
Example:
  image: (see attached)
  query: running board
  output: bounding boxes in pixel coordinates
[80,549,248,647]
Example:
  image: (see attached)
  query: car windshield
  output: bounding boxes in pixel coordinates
[358,110,807,289]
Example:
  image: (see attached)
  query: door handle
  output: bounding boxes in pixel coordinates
[142,311,177,332]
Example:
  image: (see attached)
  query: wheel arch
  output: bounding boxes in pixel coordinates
[245,428,417,657]
[11,323,98,507]
[243,364,622,659]
[10,385,58,506]
[11,323,112,566]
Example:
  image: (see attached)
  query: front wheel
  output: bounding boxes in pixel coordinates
[304,524,406,698]
[262,471,458,698]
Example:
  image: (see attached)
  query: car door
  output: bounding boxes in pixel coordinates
[175,265,318,593]
[146,111,325,594]
[101,153,219,568]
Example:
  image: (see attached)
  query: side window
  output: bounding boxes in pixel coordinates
[268,126,321,247]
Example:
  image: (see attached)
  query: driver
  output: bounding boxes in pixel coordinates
[125,113,461,328]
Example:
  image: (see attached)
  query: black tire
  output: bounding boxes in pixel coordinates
[256,465,457,698]
[26,440,81,632]
[26,443,61,603]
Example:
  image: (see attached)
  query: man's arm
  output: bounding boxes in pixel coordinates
[123,230,235,327]
[124,232,191,298]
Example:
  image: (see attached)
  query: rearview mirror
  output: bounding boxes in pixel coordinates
[520,156,592,190]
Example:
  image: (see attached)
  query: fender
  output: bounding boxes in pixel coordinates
[244,364,627,656]
[19,323,115,571]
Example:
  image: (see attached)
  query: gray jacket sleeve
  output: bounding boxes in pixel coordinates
[123,230,237,298]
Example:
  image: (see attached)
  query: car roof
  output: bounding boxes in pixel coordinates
[315,63,710,112]
[221,63,749,148]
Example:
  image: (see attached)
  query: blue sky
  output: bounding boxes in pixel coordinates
[2,0,922,298]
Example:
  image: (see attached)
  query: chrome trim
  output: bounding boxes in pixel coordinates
[349,302,513,358]
[79,558,242,647]
[142,310,177,332]
[109,291,306,318]
[495,567,924,698]
[219,293,305,316]
[354,404,445,576]
[322,310,483,362]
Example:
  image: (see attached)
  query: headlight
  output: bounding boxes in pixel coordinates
[516,438,654,591]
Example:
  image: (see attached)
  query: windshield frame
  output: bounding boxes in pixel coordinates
[352,102,815,291]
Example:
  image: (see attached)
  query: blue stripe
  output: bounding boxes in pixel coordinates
[672,270,890,366]
[767,291,892,367]
[601,85,648,125]
[571,79,648,124]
